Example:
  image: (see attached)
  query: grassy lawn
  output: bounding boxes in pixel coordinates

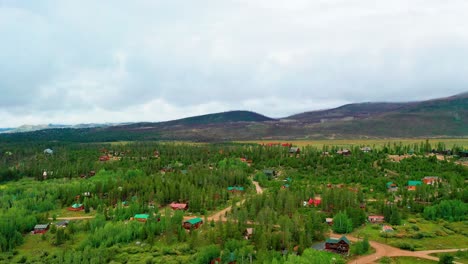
[353,219,468,251]
[239,138,468,148]
[431,251,468,264]
[48,208,96,218]
[379,256,437,264]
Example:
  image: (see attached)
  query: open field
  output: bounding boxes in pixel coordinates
[239,138,468,148]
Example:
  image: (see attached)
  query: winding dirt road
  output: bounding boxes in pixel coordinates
[330,233,466,264]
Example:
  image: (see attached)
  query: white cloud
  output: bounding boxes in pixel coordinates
[0,0,467,127]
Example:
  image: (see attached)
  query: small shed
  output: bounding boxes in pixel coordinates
[68,203,84,211]
[382,225,394,232]
[33,224,50,234]
[244,228,254,240]
[289,147,300,154]
[170,203,188,210]
[183,217,203,229]
[368,215,385,223]
[56,220,69,228]
[44,148,53,155]
[386,182,398,192]
[325,218,333,225]
[325,236,350,253]
[407,180,422,191]
[263,169,277,179]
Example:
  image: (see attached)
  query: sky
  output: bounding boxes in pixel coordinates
[1,0,467,127]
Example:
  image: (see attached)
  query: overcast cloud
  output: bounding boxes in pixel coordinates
[1,0,467,127]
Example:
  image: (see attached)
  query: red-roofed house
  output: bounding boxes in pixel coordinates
[368,215,385,223]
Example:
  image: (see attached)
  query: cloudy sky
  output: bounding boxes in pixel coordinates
[1,0,467,127]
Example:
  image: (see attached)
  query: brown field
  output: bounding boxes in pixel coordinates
[239,138,468,148]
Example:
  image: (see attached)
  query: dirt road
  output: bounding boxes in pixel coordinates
[331,233,466,264]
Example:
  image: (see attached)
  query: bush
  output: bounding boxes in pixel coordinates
[439,254,454,264]
[391,242,415,251]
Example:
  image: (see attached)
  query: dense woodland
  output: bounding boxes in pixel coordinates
[0,141,466,263]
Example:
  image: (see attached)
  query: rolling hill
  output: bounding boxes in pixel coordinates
[1,93,466,142]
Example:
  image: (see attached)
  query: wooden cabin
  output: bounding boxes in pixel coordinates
[33,224,49,234]
[170,203,188,210]
[183,218,203,229]
[325,236,350,253]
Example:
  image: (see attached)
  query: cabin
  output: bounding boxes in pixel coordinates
[325,236,350,253]
[382,225,394,232]
[407,180,422,191]
[360,146,372,153]
[325,218,333,225]
[336,149,351,156]
[44,148,53,155]
[368,215,385,223]
[170,203,188,210]
[422,176,440,185]
[133,214,149,222]
[263,169,277,180]
[33,224,49,234]
[89,170,96,176]
[244,228,254,240]
[289,147,300,155]
[56,220,69,228]
[386,182,398,192]
[68,203,84,211]
[227,186,245,193]
[183,217,203,229]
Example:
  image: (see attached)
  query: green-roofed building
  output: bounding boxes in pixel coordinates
[134,214,149,222]
[183,217,203,229]
[227,186,245,192]
[408,180,422,186]
[386,182,398,192]
[325,236,350,253]
[68,203,84,211]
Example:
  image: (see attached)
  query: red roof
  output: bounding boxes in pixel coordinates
[170,203,188,210]
[308,198,321,206]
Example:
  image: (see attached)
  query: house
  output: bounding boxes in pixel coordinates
[33,224,50,234]
[386,182,398,192]
[325,218,333,225]
[368,215,385,223]
[43,170,47,180]
[244,228,254,240]
[325,236,350,253]
[360,147,372,153]
[289,147,300,155]
[422,176,440,185]
[56,220,69,228]
[170,203,188,210]
[336,149,351,156]
[183,217,203,229]
[281,184,290,189]
[407,180,422,191]
[227,186,245,192]
[44,148,53,155]
[263,169,277,179]
[89,170,96,176]
[133,214,149,222]
[67,203,84,211]
[382,225,394,232]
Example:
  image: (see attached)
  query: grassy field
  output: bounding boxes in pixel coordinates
[352,219,468,251]
[430,251,468,264]
[239,138,468,148]
[379,256,437,264]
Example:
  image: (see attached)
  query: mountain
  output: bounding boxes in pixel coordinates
[0,123,133,134]
[0,94,466,142]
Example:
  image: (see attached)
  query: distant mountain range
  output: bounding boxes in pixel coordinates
[0,123,132,134]
[1,92,466,142]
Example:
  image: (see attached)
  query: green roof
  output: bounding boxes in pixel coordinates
[71,203,83,208]
[134,214,149,219]
[286,177,292,182]
[227,186,244,191]
[326,236,350,245]
[386,182,396,188]
[185,217,203,225]
[408,180,422,186]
